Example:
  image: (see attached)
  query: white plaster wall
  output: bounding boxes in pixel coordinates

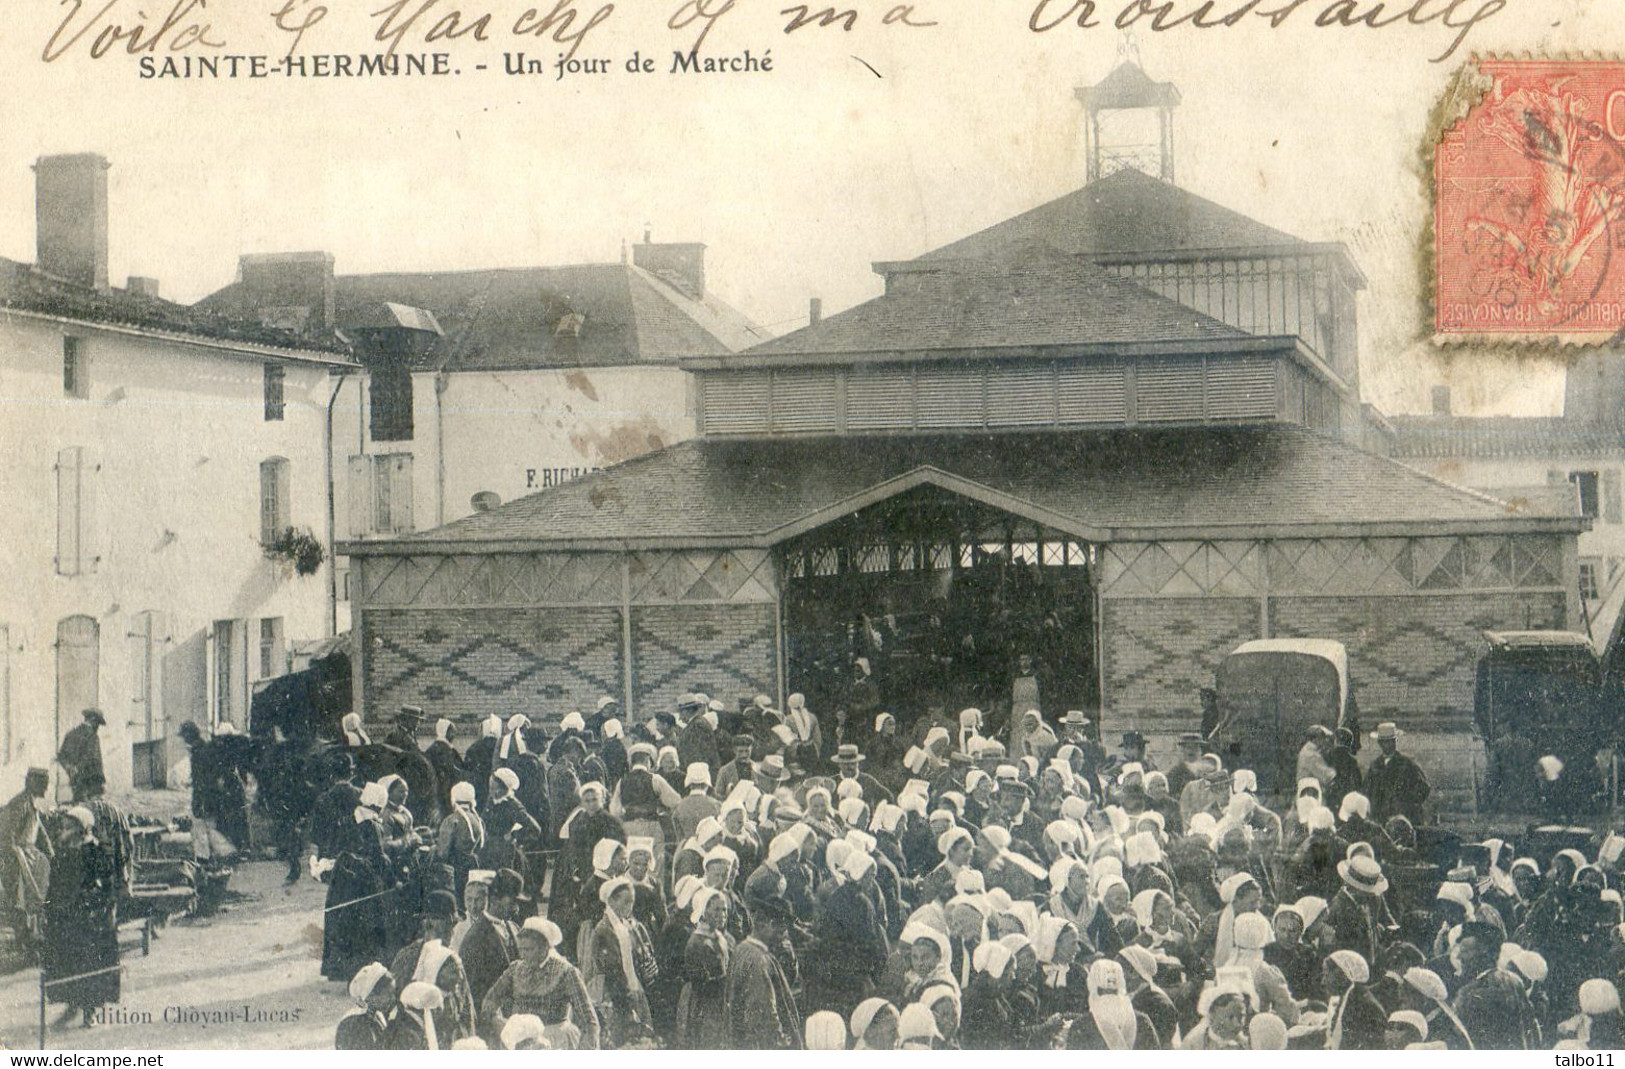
[0,315,334,793]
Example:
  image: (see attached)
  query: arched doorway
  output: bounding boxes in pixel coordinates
[55,614,100,796]
[778,484,1098,742]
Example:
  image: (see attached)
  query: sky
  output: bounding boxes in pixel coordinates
[0,0,1607,416]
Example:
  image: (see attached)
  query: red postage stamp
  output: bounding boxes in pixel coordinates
[1435,58,1625,343]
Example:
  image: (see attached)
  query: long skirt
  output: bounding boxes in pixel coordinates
[321,855,390,981]
[674,980,729,1049]
[43,905,119,1008]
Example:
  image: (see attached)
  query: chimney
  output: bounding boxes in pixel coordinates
[238,251,336,334]
[632,238,706,301]
[809,297,822,326]
[1431,385,1452,416]
[126,276,159,299]
[34,153,110,293]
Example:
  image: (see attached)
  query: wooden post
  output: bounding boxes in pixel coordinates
[38,970,46,1050]
[621,554,635,724]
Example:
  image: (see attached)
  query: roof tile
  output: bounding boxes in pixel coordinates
[381,425,1556,549]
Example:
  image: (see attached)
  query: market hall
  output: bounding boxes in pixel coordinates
[339,69,1585,802]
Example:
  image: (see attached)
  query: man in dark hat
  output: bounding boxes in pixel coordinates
[57,708,106,802]
[1452,919,1534,1049]
[389,888,476,1045]
[1326,727,1363,812]
[0,768,53,946]
[679,699,723,774]
[383,705,425,754]
[727,894,802,1049]
[308,749,363,867]
[459,867,523,1010]
[832,744,893,804]
[716,735,757,800]
[1165,730,1205,802]
[1107,730,1155,779]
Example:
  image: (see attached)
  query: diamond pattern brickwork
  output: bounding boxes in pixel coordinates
[363,607,624,727]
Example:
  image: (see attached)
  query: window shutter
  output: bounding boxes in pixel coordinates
[1136,359,1205,422]
[1606,469,1622,524]
[389,454,415,532]
[987,364,1055,427]
[81,451,99,573]
[769,369,838,434]
[1056,364,1128,424]
[1204,356,1278,419]
[56,446,82,576]
[347,455,374,537]
[846,366,914,430]
[700,372,771,435]
[261,462,278,544]
[277,461,292,533]
[915,365,984,429]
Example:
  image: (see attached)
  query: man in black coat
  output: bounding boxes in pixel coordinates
[1365,723,1431,826]
[1326,728,1363,812]
[805,852,889,1012]
[383,705,425,754]
[57,709,106,802]
[309,751,364,864]
[458,868,522,1013]
[679,702,722,775]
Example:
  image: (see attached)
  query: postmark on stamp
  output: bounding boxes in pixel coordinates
[1434,57,1625,344]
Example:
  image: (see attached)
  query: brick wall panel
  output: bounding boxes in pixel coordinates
[632,603,777,714]
[363,607,623,728]
[1100,597,1260,735]
[1269,592,1566,723]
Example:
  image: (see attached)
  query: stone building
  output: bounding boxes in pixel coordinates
[0,155,353,793]
[198,237,765,631]
[342,67,1585,800]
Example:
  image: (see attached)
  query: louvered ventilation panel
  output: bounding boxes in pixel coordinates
[701,371,771,435]
[1056,364,1128,425]
[987,364,1056,427]
[1136,359,1205,422]
[1205,356,1278,420]
[916,364,984,429]
[770,369,839,433]
[846,366,915,430]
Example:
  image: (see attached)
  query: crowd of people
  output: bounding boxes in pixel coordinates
[303,694,1625,1051]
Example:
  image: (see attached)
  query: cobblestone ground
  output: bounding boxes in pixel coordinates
[0,860,351,1051]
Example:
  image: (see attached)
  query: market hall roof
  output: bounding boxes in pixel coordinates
[342,424,1584,555]
[197,261,768,371]
[912,168,1359,273]
[730,246,1252,361]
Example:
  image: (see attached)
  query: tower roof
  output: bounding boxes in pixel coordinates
[1074,61,1181,111]
[916,168,1310,263]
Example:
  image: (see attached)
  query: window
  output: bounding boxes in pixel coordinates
[56,615,99,764]
[263,363,285,421]
[369,366,414,442]
[63,337,87,399]
[1581,560,1601,601]
[55,446,97,576]
[128,611,165,744]
[212,619,248,729]
[347,453,414,535]
[1571,471,1601,519]
[260,457,291,544]
[258,617,285,678]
